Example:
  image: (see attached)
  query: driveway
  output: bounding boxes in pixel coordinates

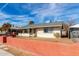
[0,49,13,56]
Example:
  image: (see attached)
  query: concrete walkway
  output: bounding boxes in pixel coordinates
[0,43,14,56]
[0,49,13,56]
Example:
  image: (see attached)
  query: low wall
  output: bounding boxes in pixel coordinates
[18,33,29,37]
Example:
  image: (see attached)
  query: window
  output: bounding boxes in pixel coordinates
[44,28,52,33]
[19,29,28,33]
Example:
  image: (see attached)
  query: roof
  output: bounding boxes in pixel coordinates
[22,22,63,29]
[70,24,79,28]
[10,22,64,29]
[10,26,22,29]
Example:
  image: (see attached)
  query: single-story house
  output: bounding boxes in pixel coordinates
[9,22,69,38]
[69,24,79,42]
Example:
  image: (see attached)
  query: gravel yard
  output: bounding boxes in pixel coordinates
[0,36,79,56]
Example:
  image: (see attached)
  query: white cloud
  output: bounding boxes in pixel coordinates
[1,3,79,26]
[0,12,28,26]
[0,12,10,18]
[31,3,65,23]
[10,21,27,26]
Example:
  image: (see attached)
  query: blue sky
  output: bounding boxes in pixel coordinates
[0,3,79,26]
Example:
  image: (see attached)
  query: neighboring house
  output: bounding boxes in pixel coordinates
[9,22,69,38]
[69,24,79,42]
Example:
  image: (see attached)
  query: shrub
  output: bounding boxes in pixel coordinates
[54,33,60,38]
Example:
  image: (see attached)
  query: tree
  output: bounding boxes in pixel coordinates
[2,23,11,31]
[28,20,34,25]
[68,17,76,26]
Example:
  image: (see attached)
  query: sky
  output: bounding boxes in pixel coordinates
[0,3,79,26]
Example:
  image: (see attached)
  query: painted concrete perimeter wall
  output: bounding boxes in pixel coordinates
[18,33,29,37]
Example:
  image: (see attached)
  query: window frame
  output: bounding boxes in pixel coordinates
[44,27,53,33]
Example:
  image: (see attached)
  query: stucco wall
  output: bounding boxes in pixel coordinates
[18,28,61,38]
[36,28,61,38]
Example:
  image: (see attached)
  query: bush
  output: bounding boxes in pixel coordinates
[54,33,60,38]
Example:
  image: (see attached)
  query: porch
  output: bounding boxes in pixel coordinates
[9,28,37,37]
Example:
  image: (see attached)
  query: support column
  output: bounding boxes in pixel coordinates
[32,29,34,37]
[68,30,70,39]
[28,29,30,37]
[22,29,25,33]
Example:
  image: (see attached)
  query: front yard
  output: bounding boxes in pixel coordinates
[0,36,79,56]
[16,36,74,44]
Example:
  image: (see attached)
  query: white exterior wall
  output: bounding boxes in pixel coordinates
[18,28,61,38]
[37,28,61,38]
[18,33,29,37]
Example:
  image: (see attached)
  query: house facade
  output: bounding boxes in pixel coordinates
[9,22,68,38]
